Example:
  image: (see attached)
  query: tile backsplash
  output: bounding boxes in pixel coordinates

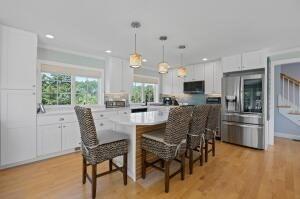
[104,93,129,105]
[160,94,206,105]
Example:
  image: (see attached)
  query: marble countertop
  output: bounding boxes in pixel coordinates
[109,110,169,126]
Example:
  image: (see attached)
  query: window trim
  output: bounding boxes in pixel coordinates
[38,60,104,107]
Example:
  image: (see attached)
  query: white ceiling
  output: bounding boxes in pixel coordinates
[0,0,300,69]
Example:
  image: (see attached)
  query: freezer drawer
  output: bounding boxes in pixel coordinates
[221,121,264,149]
[222,113,263,125]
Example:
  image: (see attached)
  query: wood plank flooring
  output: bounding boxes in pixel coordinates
[0,137,299,199]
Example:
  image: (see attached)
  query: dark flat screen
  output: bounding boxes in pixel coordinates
[184,81,205,94]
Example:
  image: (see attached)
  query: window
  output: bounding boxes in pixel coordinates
[75,77,99,105]
[131,82,158,103]
[40,63,102,106]
[41,73,72,105]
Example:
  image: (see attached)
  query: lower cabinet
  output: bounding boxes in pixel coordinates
[61,123,81,151]
[37,124,62,156]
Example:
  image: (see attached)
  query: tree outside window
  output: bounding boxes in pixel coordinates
[131,82,157,103]
[75,76,98,105]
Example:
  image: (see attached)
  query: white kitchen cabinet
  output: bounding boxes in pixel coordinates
[193,64,205,81]
[213,61,223,94]
[242,50,266,70]
[37,124,62,156]
[204,62,214,94]
[62,123,81,151]
[222,54,242,73]
[162,71,173,94]
[0,25,37,90]
[94,119,114,137]
[105,57,133,93]
[1,90,37,165]
[184,64,204,82]
[172,70,184,94]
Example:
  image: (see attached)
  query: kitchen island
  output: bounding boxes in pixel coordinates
[108,110,169,181]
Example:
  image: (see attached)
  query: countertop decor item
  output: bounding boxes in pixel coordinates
[158,36,170,74]
[129,21,142,68]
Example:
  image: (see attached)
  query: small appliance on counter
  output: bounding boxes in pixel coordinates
[105,101,126,108]
[163,96,179,106]
[37,103,46,113]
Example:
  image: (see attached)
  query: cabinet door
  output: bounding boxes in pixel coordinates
[213,61,223,94]
[204,62,214,94]
[194,64,205,81]
[62,123,81,151]
[0,25,37,90]
[37,124,62,156]
[184,66,194,82]
[172,70,183,94]
[162,72,173,94]
[122,60,134,93]
[106,57,122,93]
[222,54,242,73]
[242,50,266,70]
[94,119,114,137]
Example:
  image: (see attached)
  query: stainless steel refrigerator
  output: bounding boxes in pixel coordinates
[221,70,264,149]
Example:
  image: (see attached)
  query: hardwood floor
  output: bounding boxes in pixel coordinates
[0,137,299,199]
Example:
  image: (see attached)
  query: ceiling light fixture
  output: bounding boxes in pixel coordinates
[177,45,187,78]
[202,58,208,61]
[45,34,54,39]
[105,50,112,53]
[158,36,169,74]
[129,21,142,68]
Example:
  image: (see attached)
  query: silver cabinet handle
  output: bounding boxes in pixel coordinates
[63,125,66,128]
[32,92,35,95]
[100,123,104,126]
[58,126,61,128]
[59,118,64,121]
[32,85,36,88]
[124,112,128,114]
[100,114,104,117]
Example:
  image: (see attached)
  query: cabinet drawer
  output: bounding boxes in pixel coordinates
[38,114,78,125]
[93,111,117,120]
[118,109,131,115]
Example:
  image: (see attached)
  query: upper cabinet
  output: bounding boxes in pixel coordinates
[222,50,267,73]
[172,70,183,94]
[184,64,205,82]
[242,50,266,70]
[162,70,173,94]
[105,57,133,93]
[221,54,242,73]
[0,25,37,90]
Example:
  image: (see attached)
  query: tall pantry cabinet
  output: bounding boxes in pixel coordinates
[0,25,37,166]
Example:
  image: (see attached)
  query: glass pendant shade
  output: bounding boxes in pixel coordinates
[129,53,142,68]
[177,66,187,77]
[158,62,169,74]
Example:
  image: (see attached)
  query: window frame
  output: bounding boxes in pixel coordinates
[38,60,104,107]
[130,75,160,104]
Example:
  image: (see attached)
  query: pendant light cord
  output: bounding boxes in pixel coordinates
[180,53,183,66]
[162,44,165,62]
[134,32,137,53]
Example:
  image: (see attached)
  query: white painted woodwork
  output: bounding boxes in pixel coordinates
[172,70,184,94]
[204,62,214,94]
[0,25,37,90]
[222,54,242,73]
[193,64,205,81]
[0,90,37,165]
[213,61,223,94]
[242,50,266,70]
[37,124,62,156]
[161,71,173,94]
[61,122,81,151]
[105,57,133,93]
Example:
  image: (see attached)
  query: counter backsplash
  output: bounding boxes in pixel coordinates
[104,93,129,105]
[160,94,206,105]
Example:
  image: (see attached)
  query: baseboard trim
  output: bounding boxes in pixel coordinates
[275,132,300,140]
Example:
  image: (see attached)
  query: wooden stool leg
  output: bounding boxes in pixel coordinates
[181,154,185,180]
[212,138,216,156]
[205,140,208,162]
[92,164,97,199]
[82,156,87,184]
[141,149,146,179]
[109,159,113,171]
[189,148,193,174]
[160,159,165,168]
[165,160,170,193]
[123,153,128,185]
[200,144,203,166]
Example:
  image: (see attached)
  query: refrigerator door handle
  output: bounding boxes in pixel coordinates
[223,121,263,129]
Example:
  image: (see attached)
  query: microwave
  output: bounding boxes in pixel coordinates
[183,81,205,94]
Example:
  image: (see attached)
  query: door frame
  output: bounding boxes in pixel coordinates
[269,57,300,146]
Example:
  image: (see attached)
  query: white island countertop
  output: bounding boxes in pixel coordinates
[109,110,169,126]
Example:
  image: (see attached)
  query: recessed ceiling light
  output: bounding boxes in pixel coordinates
[142,59,147,62]
[45,34,54,39]
[202,58,208,61]
[105,50,112,53]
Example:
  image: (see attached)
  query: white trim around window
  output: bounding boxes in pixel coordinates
[37,60,105,107]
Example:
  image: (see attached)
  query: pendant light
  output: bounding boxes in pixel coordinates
[158,36,170,74]
[177,45,187,77]
[129,21,142,68]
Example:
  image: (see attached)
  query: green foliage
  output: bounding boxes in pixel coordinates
[75,77,98,105]
[130,82,155,103]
